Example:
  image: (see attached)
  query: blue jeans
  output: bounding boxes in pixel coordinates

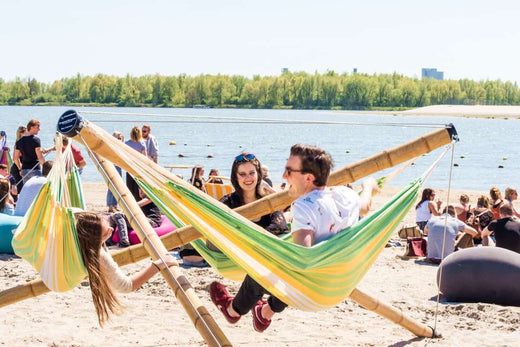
[21,169,41,184]
[106,166,122,207]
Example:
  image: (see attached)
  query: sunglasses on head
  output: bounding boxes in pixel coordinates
[235,153,256,162]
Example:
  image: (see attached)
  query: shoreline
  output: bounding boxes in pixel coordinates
[1,182,519,346]
[333,104,520,119]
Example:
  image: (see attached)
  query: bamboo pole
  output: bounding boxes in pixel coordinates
[349,288,436,337]
[93,153,231,347]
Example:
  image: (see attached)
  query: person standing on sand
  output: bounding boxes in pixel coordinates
[142,124,159,163]
[13,119,44,184]
[209,144,378,332]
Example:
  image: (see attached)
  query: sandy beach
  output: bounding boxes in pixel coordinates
[2,180,520,347]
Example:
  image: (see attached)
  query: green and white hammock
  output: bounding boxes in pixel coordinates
[12,139,86,292]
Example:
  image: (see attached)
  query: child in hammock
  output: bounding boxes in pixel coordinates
[209,144,378,332]
[74,211,177,326]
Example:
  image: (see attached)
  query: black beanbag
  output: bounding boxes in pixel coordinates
[437,247,520,306]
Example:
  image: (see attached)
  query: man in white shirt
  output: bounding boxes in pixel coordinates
[210,143,378,332]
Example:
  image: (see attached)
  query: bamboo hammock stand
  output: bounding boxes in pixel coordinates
[0,111,456,340]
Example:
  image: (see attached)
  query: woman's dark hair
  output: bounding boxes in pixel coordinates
[230,153,263,205]
[416,188,434,210]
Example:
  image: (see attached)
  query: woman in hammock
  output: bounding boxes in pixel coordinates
[205,152,288,253]
[74,211,178,326]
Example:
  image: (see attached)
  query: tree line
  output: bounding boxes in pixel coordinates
[1,71,519,109]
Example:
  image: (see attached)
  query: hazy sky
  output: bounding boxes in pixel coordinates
[2,0,520,83]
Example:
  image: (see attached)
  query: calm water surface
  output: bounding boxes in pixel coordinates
[0,105,517,192]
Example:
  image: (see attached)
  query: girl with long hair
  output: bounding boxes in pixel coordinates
[74,211,177,326]
[415,188,442,231]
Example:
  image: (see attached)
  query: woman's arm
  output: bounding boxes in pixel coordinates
[130,254,178,291]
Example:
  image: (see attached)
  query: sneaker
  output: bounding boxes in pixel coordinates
[252,300,271,332]
[209,282,240,324]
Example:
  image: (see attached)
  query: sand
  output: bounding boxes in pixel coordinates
[2,181,520,346]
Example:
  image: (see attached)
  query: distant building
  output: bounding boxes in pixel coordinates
[422,68,444,80]
[281,68,289,74]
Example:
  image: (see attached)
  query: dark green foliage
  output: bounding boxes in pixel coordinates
[1,72,519,109]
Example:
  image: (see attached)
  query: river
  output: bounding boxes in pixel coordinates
[0,105,517,192]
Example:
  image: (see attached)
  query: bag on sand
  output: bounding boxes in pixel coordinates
[398,224,422,239]
[404,237,428,257]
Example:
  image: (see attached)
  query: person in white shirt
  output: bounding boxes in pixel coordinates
[210,143,378,332]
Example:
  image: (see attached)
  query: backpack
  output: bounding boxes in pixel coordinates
[466,209,493,233]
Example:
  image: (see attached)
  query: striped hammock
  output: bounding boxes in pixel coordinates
[136,175,422,310]
[12,139,87,292]
[0,132,13,168]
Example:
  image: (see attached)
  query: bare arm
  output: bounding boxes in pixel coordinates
[76,159,86,170]
[35,147,44,165]
[481,226,491,238]
[359,177,379,216]
[463,225,478,238]
[429,201,442,216]
[292,228,314,247]
[130,254,178,291]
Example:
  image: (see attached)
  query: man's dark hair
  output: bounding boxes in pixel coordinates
[290,144,333,187]
[42,161,53,177]
[443,205,456,217]
[500,203,513,217]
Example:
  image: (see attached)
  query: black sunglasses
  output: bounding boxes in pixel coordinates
[284,167,303,176]
[235,153,256,162]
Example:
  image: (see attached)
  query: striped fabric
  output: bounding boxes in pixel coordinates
[0,134,12,168]
[204,183,234,200]
[11,137,87,292]
[137,177,422,311]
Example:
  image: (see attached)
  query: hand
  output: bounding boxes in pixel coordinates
[153,254,179,270]
[362,177,379,194]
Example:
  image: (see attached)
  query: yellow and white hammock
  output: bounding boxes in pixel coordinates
[12,139,86,292]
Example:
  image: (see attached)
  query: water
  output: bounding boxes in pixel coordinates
[1,105,518,192]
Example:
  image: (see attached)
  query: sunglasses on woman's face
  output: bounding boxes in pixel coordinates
[235,153,256,162]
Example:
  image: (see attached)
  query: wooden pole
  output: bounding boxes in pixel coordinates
[93,153,231,347]
[349,288,436,337]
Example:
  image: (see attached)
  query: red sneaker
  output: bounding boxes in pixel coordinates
[252,300,271,332]
[209,282,240,324]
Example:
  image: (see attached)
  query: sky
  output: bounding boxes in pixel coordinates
[2,0,520,84]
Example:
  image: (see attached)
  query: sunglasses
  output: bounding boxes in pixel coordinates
[235,153,256,162]
[284,167,304,176]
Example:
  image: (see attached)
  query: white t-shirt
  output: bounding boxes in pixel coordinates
[291,186,361,244]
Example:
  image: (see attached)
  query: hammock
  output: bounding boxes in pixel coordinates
[0,131,13,168]
[12,138,87,292]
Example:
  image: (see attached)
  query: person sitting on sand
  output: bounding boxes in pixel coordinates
[481,204,520,253]
[415,188,442,231]
[489,187,504,220]
[0,178,15,215]
[466,195,494,243]
[209,144,378,332]
[207,168,223,184]
[206,153,288,253]
[504,187,520,218]
[188,165,207,193]
[74,211,178,326]
[424,205,477,263]
[454,194,471,223]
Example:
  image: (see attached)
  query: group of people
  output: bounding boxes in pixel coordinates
[71,143,378,332]
[0,120,63,217]
[415,186,520,263]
